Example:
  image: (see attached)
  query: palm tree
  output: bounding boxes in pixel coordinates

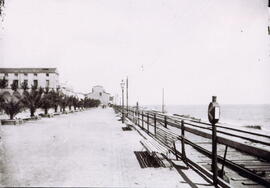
[83,97,100,108]
[39,87,52,115]
[0,76,8,89]
[0,93,4,111]
[72,97,79,110]
[59,94,69,112]
[21,81,29,91]
[50,89,61,113]
[67,96,75,111]
[2,95,23,120]
[0,0,4,16]
[78,99,84,110]
[21,85,43,117]
[10,81,18,92]
[11,81,21,99]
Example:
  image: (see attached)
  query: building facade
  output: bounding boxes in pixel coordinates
[0,68,59,91]
[60,82,85,100]
[85,85,113,106]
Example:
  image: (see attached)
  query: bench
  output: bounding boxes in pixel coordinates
[140,139,169,156]
[156,128,177,146]
[154,126,187,162]
[140,139,174,168]
[156,127,179,147]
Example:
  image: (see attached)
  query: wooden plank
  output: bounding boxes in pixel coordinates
[247,166,270,171]
[238,162,270,166]
[140,139,168,156]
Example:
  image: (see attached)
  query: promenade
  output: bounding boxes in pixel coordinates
[0,108,212,187]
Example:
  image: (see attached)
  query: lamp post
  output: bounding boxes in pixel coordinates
[208,96,220,187]
[126,77,128,113]
[120,80,125,124]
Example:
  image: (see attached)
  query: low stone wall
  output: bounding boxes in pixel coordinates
[1,119,24,125]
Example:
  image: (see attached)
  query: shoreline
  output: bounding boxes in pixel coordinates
[143,104,270,132]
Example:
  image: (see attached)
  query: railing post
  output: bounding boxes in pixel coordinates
[138,111,140,127]
[173,141,179,160]
[127,107,128,119]
[181,120,187,164]
[121,87,124,124]
[133,109,135,123]
[220,145,228,179]
[164,115,167,128]
[122,109,124,123]
[154,113,157,136]
[142,111,144,129]
[147,113,149,133]
[212,122,218,186]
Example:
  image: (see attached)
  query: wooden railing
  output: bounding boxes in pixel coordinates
[113,105,270,188]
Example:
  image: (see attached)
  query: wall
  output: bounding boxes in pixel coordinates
[86,86,111,105]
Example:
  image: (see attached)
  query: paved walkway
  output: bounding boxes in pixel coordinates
[0,108,212,187]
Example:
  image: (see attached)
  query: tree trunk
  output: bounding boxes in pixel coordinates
[45,108,48,115]
[30,108,35,117]
[10,114,14,120]
[69,105,71,111]
[54,105,58,112]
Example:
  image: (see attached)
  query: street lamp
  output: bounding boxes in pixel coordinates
[208,96,220,186]
[120,80,125,123]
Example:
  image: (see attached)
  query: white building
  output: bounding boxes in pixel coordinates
[85,85,113,106]
[0,68,59,91]
[60,82,84,100]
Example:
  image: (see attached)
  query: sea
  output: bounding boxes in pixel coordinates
[145,104,270,131]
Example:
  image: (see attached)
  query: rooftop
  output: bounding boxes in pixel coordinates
[0,68,58,74]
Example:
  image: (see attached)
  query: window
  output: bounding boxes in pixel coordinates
[21,80,28,89]
[14,73,18,76]
[4,73,8,77]
[13,80,18,87]
[24,73,28,76]
[46,80,49,87]
[34,73,37,76]
[46,73,49,77]
[34,80,38,87]
[99,92,102,96]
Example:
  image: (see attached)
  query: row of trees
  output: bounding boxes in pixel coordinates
[0,80,100,120]
[0,0,4,16]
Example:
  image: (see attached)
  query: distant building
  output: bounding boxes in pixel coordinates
[59,82,84,100]
[0,68,59,91]
[59,82,74,96]
[85,85,113,106]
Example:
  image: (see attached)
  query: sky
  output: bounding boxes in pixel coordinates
[0,0,269,105]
